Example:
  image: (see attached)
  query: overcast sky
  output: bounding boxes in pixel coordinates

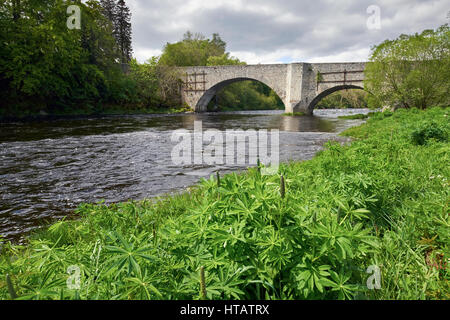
[127,0,449,64]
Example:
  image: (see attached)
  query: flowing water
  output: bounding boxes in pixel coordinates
[0,108,370,241]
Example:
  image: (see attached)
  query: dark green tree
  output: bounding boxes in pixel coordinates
[115,0,132,63]
[100,0,116,23]
[0,0,133,117]
[210,33,226,56]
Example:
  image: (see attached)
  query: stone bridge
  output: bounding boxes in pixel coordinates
[180,62,366,114]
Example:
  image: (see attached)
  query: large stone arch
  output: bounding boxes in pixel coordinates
[306,84,366,112]
[181,64,295,112]
[195,77,286,111]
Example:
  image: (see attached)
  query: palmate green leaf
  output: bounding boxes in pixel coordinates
[336,237,353,260]
[207,284,245,299]
[125,274,163,300]
[327,271,359,300]
[19,269,66,300]
[351,208,371,220]
[30,237,67,270]
[207,265,254,299]
[104,232,156,278]
[319,277,337,288]
[295,261,332,297]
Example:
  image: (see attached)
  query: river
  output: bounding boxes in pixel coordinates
[0,108,370,241]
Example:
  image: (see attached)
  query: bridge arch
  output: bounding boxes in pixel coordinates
[302,84,366,113]
[194,77,286,112]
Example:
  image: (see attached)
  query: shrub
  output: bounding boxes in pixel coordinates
[411,121,448,145]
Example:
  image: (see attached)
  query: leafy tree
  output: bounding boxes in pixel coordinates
[207,53,245,66]
[316,90,369,109]
[115,0,132,63]
[159,31,227,67]
[100,0,116,23]
[0,0,129,116]
[129,57,182,108]
[210,33,227,57]
[208,81,284,111]
[364,24,450,109]
[81,1,120,71]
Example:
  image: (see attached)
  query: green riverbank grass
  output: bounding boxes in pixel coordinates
[338,113,370,120]
[282,112,307,116]
[0,107,448,300]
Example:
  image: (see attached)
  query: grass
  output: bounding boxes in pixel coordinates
[0,107,449,300]
[338,114,370,120]
[337,112,383,120]
[282,112,307,116]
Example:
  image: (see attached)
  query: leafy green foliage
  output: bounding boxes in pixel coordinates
[411,121,448,145]
[1,107,448,300]
[208,81,284,111]
[338,114,369,120]
[0,0,136,117]
[364,24,450,110]
[159,32,228,67]
[0,0,188,118]
[207,54,245,66]
[115,0,133,63]
[316,90,369,109]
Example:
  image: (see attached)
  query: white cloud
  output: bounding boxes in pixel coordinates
[308,47,372,63]
[129,0,449,64]
[133,48,162,63]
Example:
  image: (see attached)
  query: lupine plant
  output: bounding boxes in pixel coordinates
[0,107,448,300]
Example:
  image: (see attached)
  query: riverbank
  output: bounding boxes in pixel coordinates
[0,107,448,300]
[0,105,192,123]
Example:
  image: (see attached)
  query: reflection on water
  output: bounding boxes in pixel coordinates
[0,109,369,241]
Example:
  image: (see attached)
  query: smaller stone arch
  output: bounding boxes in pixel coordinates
[195,77,286,112]
[307,84,366,113]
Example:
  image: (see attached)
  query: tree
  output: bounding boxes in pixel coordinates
[316,90,369,109]
[129,57,182,108]
[364,24,450,110]
[159,32,227,67]
[210,33,226,57]
[207,53,245,66]
[100,0,116,23]
[99,0,120,57]
[82,1,120,70]
[0,0,129,116]
[115,0,132,63]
